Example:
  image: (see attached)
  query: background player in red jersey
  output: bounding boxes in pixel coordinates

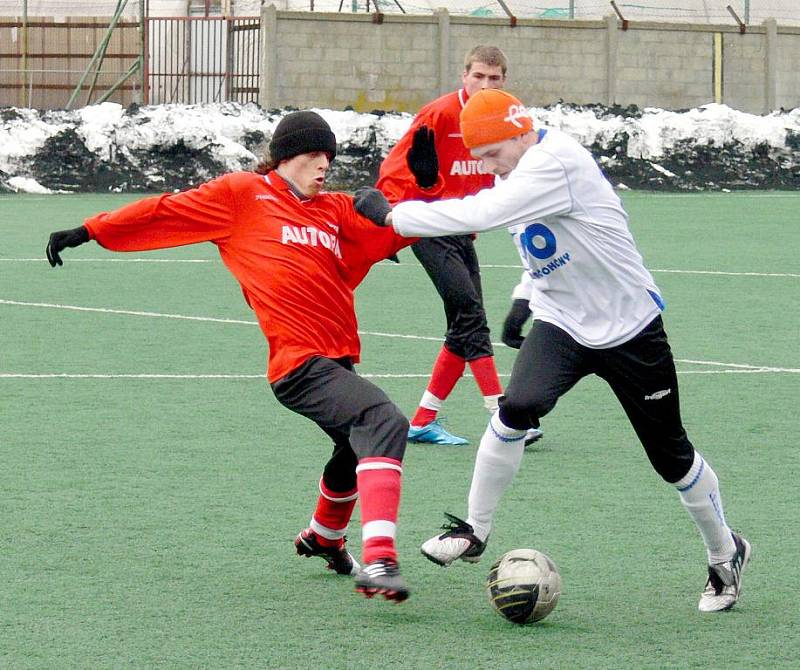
[45,111,415,602]
[377,45,542,446]
[375,46,504,446]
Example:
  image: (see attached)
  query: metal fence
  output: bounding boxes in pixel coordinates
[285,1,800,25]
[0,15,260,109]
[0,18,141,109]
[3,2,799,110]
[146,16,260,105]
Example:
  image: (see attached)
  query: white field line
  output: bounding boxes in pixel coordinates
[2,192,797,204]
[0,299,256,326]
[649,268,800,278]
[0,298,800,379]
[1,258,214,263]
[2,257,799,278]
[479,264,800,278]
[1,368,797,379]
[621,192,800,199]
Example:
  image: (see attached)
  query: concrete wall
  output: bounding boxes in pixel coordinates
[259,11,442,113]
[614,23,714,110]
[722,26,770,114]
[259,7,800,115]
[774,24,800,110]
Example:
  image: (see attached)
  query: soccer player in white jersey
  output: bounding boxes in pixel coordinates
[353,89,751,613]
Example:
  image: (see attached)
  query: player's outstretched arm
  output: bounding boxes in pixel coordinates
[46,226,90,267]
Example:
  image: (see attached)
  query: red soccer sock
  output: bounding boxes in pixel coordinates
[356,457,402,564]
[411,406,437,427]
[410,346,466,427]
[468,355,503,398]
[309,478,358,548]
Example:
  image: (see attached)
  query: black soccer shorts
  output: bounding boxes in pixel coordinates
[271,356,409,490]
[499,316,695,483]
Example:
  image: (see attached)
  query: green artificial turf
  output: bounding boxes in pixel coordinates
[1,191,798,669]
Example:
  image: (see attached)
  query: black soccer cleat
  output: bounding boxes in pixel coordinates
[420,512,487,566]
[355,559,410,602]
[295,528,359,576]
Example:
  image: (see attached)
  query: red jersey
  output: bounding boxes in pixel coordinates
[83,171,412,382]
[376,89,495,204]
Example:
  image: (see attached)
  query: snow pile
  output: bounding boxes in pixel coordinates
[2,101,800,194]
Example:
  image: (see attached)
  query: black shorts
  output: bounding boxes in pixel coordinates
[411,235,493,360]
[271,356,409,465]
[499,316,695,483]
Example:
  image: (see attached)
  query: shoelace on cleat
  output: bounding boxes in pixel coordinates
[439,512,472,533]
[706,567,727,594]
[707,552,741,594]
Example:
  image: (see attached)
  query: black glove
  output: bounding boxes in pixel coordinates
[46,226,90,267]
[407,126,438,189]
[354,187,392,227]
[501,298,532,349]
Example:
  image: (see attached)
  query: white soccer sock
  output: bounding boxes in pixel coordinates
[418,390,444,412]
[483,393,501,413]
[466,412,526,542]
[674,451,736,564]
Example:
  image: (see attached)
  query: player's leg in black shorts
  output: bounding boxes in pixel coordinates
[592,316,695,483]
[411,235,493,360]
[272,356,408,471]
[498,319,590,430]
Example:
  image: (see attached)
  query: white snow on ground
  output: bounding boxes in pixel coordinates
[2,101,799,192]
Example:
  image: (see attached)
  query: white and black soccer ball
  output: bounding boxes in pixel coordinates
[485,548,561,625]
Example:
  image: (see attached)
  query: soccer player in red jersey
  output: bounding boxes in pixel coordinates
[377,45,541,447]
[46,111,414,601]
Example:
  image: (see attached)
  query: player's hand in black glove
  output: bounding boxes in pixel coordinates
[407,126,438,189]
[501,298,532,349]
[354,187,392,227]
[46,226,90,267]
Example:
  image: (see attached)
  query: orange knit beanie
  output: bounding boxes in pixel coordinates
[459,89,533,149]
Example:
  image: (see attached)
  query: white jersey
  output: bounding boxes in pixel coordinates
[392,127,663,348]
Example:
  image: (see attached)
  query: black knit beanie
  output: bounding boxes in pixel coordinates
[269,111,337,163]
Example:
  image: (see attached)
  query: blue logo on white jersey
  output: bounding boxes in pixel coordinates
[519,223,572,279]
[520,223,557,260]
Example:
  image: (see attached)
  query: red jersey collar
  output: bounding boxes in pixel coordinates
[264,170,292,192]
[264,170,318,202]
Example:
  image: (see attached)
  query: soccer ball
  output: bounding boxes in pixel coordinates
[485,548,561,625]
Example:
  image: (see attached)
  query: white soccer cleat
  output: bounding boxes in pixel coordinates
[420,513,487,566]
[698,532,751,612]
[524,427,543,447]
